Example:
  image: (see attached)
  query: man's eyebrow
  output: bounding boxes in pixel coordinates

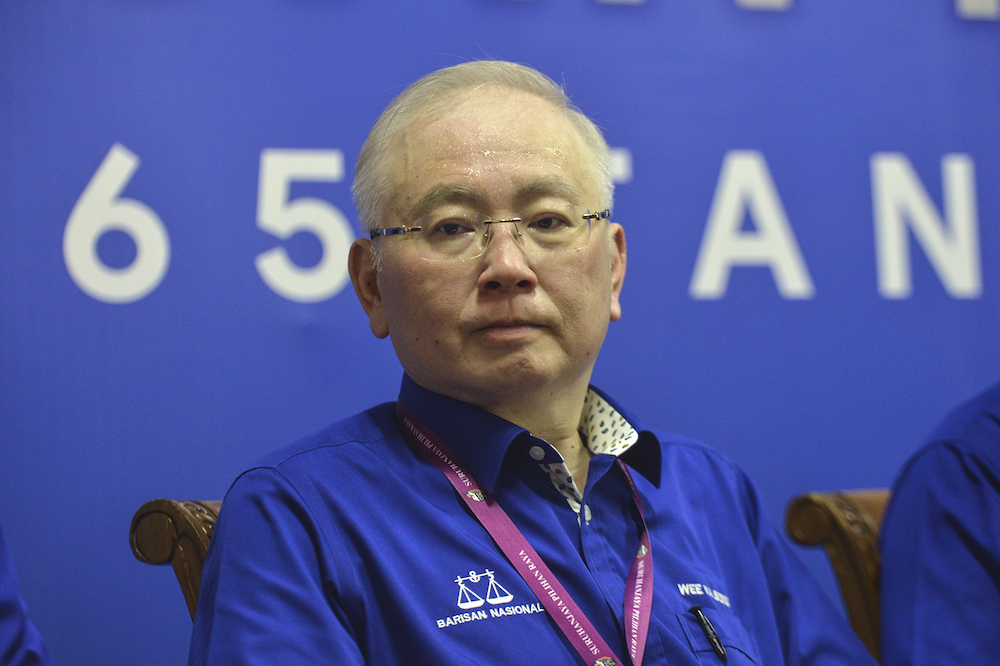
[513,177,585,209]
[410,185,489,219]
[408,177,586,219]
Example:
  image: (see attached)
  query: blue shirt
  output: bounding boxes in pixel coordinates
[880,380,1000,666]
[0,527,52,666]
[191,375,873,665]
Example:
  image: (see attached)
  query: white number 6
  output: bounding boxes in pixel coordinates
[63,144,170,303]
[256,149,354,302]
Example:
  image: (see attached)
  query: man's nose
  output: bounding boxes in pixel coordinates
[477,221,537,292]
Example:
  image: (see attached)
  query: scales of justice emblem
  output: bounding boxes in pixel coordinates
[455,569,514,609]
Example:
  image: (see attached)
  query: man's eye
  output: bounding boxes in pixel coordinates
[532,215,568,231]
[427,218,475,237]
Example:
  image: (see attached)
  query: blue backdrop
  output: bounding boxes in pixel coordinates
[1,1,998,664]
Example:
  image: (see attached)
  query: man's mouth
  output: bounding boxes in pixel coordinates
[475,320,543,339]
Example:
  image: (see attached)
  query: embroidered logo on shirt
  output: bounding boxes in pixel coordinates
[435,569,545,628]
[676,582,731,607]
[456,569,512,608]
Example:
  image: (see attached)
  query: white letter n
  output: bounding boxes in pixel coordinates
[871,153,981,299]
[690,150,814,299]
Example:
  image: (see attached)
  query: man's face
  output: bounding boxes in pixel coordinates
[350,86,626,409]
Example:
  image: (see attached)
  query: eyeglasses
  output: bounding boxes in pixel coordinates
[370,204,609,262]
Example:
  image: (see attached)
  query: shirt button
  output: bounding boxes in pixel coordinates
[528,445,546,461]
[583,505,592,522]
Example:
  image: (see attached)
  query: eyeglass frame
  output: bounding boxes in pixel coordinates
[369,207,611,261]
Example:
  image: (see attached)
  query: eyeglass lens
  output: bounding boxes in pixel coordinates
[411,204,596,261]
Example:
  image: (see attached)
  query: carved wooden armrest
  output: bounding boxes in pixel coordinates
[785,489,890,662]
[130,499,222,620]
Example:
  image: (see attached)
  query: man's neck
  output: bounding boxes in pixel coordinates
[549,431,593,492]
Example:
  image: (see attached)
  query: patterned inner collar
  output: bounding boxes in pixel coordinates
[538,389,640,518]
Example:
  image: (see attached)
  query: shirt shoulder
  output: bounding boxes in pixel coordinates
[243,401,398,471]
[897,382,1000,487]
[641,429,765,532]
[221,401,415,516]
[655,430,754,487]
[586,386,750,490]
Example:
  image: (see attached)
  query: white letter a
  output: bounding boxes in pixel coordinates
[690,150,814,299]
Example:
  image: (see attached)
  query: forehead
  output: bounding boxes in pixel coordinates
[389,87,599,215]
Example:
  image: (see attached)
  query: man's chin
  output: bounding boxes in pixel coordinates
[459,358,563,400]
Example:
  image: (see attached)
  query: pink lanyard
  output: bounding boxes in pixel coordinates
[396,400,654,666]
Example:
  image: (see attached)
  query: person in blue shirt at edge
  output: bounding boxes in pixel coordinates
[880,379,1000,666]
[0,526,53,666]
[189,60,875,666]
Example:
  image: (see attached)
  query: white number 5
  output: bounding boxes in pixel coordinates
[256,149,354,302]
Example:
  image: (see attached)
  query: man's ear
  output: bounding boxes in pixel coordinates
[609,223,627,322]
[348,238,390,339]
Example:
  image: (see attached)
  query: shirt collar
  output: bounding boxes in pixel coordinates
[584,385,662,488]
[398,374,527,493]
[397,374,662,492]
[580,390,638,456]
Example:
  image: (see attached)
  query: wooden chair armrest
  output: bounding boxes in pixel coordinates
[785,489,890,663]
[130,499,222,620]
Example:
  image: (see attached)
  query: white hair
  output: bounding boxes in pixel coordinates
[352,60,614,235]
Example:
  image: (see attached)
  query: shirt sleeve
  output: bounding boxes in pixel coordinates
[734,469,878,666]
[189,467,366,666]
[880,441,1000,666]
[0,527,53,666]
[755,520,878,666]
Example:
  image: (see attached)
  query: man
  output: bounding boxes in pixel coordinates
[880,380,1000,665]
[190,61,874,665]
